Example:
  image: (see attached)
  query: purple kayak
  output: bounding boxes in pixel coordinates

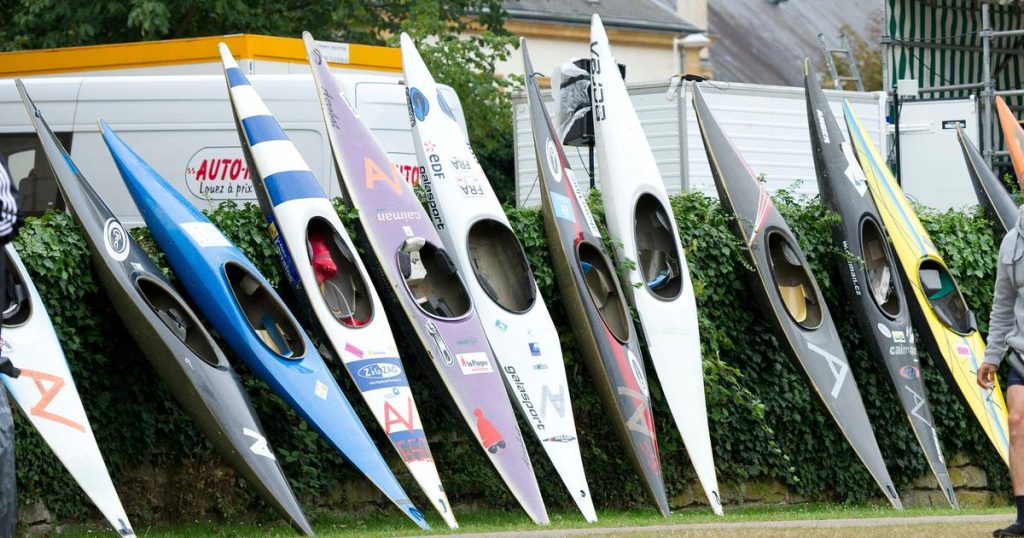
[301,33,547,524]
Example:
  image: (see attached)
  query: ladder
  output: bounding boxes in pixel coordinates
[819,33,864,92]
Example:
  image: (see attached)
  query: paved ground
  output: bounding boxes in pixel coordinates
[436,513,1014,537]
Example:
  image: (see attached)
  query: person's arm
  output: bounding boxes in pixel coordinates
[984,251,1015,366]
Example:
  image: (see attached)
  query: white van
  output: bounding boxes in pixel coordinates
[0,34,468,224]
[0,74,467,225]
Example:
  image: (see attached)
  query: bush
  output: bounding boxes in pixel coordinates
[7,190,1010,525]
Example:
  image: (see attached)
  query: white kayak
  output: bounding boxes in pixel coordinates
[219,45,455,529]
[400,34,596,522]
[590,15,722,515]
[0,244,135,535]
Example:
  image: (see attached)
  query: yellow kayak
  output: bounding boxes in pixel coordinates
[843,100,1010,466]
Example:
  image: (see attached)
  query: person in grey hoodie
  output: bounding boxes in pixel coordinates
[979,205,1024,538]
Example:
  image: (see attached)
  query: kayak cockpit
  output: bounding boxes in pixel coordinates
[767,231,823,330]
[577,241,630,343]
[398,237,471,319]
[306,218,373,328]
[860,218,901,318]
[2,253,30,327]
[919,260,974,334]
[224,262,306,358]
[467,218,537,314]
[634,193,683,300]
[134,275,222,367]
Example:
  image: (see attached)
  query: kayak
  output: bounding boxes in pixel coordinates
[0,244,136,535]
[399,35,594,522]
[803,65,955,508]
[844,100,1011,466]
[218,44,455,529]
[19,82,312,534]
[589,15,721,516]
[694,85,902,509]
[0,377,14,537]
[99,121,429,530]
[303,32,548,525]
[995,96,1024,190]
[957,124,1016,234]
[522,38,669,517]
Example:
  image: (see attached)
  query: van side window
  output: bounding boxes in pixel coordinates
[0,133,72,216]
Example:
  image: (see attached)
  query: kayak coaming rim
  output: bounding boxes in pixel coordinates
[693,83,902,509]
[843,100,1011,465]
[218,42,452,529]
[589,14,720,515]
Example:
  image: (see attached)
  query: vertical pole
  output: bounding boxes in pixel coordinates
[894,90,902,185]
[982,2,994,168]
[588,142,596,190]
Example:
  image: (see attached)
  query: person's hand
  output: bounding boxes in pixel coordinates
[977,362,998,390]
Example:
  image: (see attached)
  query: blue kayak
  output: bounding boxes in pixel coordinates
[99,120,429,531]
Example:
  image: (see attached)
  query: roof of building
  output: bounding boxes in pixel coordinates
[502,0,702,34]
[0,34,400,77]
[709,0,879,86]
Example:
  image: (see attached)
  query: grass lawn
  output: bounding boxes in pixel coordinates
[53,503,1015,537]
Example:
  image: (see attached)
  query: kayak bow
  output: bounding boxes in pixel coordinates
[995,96,1024,191]
[218,44,454,529]
[694,84,901,508]
[100,120,429,530]
[1,244,136,535]
[400,34,594,523]
[804,65,954,508]
[19,81,312,534]
[303,32,548,525]
[590,15,721,515]
[844,99,1010,466]
[522,38,670,517]
[956,124,1016,234]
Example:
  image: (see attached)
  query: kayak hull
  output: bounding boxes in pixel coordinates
[589,16,720,515]
[19,82,312,534]
[803,66,955,508]
[100,122,426,529]
[0,381,14,537]
[522,39,669,517]
[400,34,593,522]
[844,100,1011,466]
[957,124,1016,234]
[304,33,547,525]
[995,96,1024,191]
[694,85,901,508]
[219,47,451,529]
[1,244,136,536]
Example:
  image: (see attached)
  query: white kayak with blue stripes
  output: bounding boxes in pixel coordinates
[218,44,455,529]
[589,15,722,515]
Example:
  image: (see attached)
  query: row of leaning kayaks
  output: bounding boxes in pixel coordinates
[0,13,1015,535]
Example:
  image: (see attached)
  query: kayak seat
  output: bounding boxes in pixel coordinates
[2,282,26,322]
[640,249,674,290]
[155,306,190,341]
[583,261,613,309]
[779,284,808,323]
[920,268,955,300]
[257,314,293,357]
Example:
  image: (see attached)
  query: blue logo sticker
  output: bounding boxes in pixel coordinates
[437,90,456,121]
[495,319,508,332]
[529,342,541,356]
[549,192,576,223]
[409,87,429,121]
[347,357,407,391]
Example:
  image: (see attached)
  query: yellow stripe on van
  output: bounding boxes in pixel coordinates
[0,34,401,77]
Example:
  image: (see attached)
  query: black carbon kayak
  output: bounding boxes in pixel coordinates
[0,383,13,537]
[522,38,669,516]
[957,124,1016,234]
[17,82,313,535]
[804,63,955,508]
[693,83,902,509]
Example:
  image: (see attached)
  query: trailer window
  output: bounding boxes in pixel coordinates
[0,133,72,217]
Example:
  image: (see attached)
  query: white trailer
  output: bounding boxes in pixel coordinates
[512,80,889,208]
